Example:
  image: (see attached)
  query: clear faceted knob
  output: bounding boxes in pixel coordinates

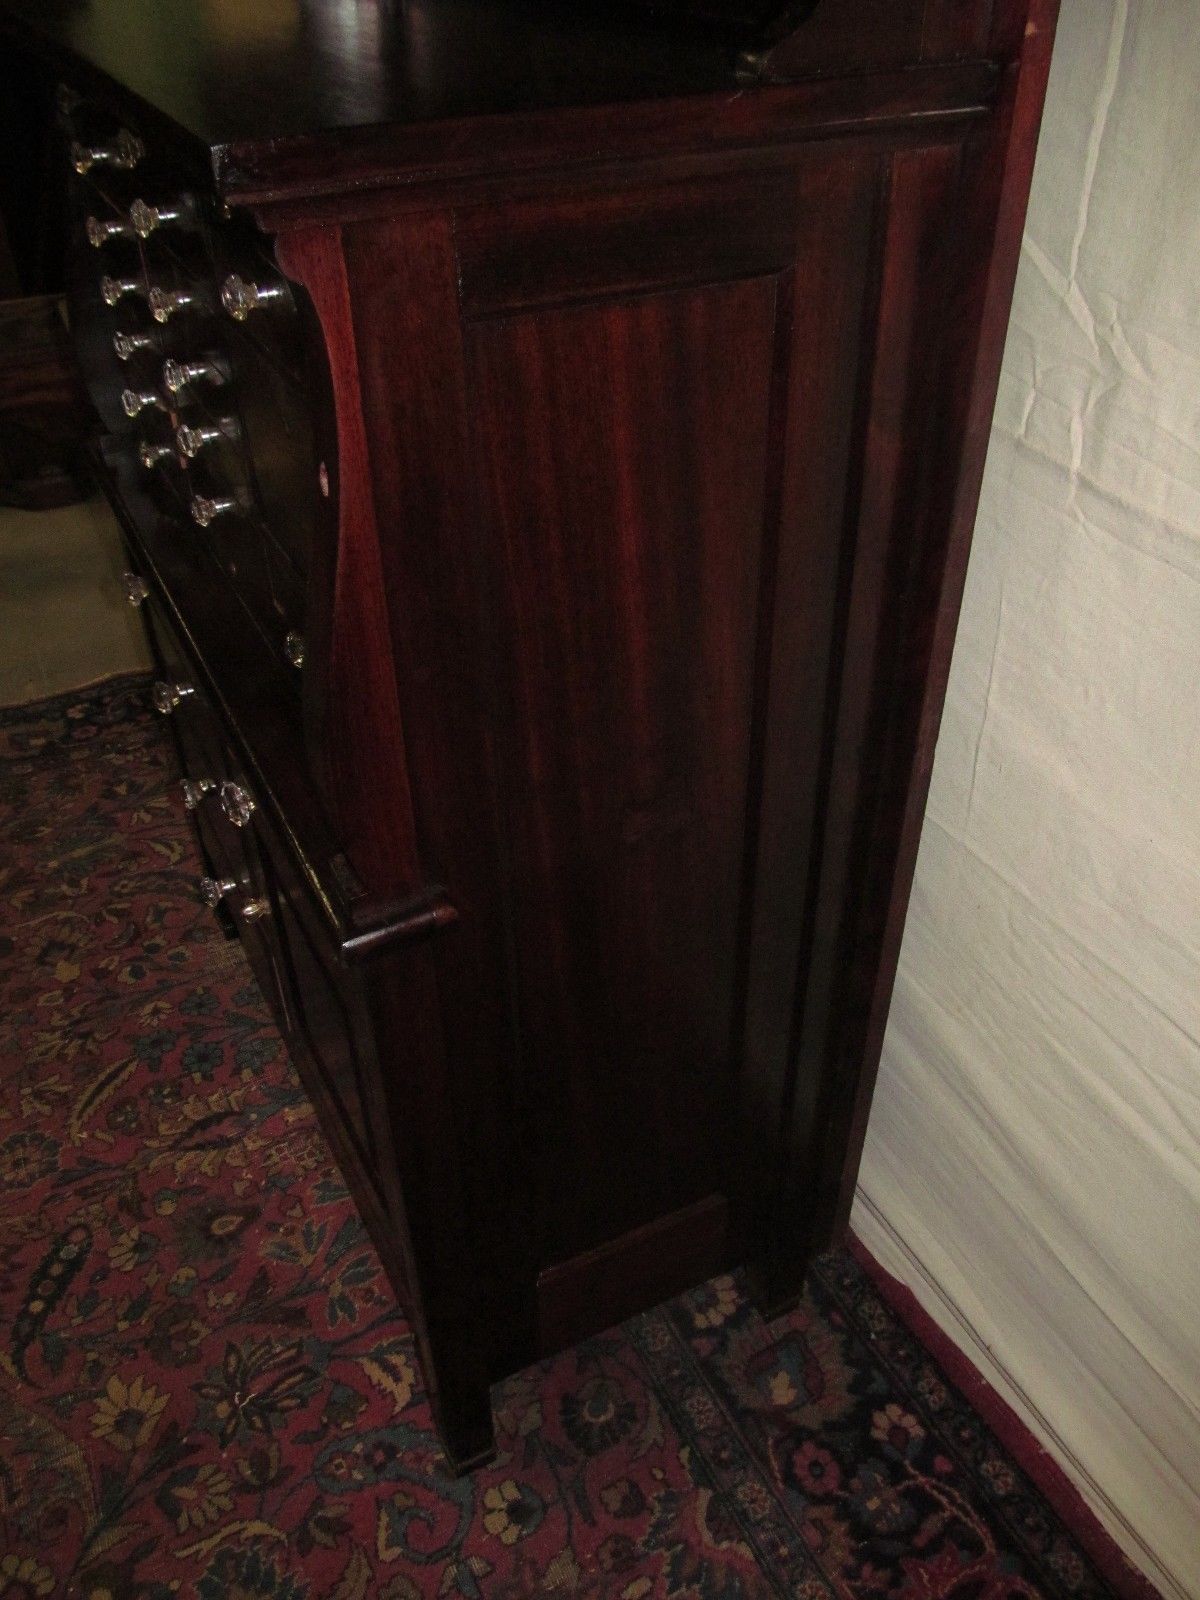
[138,440,174,469]
[189,494,239,528]
[86,214,134,248]
[163,357,226,394]
[121,571,150,607]
[238,898,270,923]
[113,330,154,362]
[148,286,204,324]
[151,679,194,714]
[199,875,236,908]
[283,631,305,669]
[121,387,164,419]
[220,273,288,321]
[129,196,191,238]
[100,275,142,307]
[71,129,144,174]
[219,781,256,828]
[176,421,225,459]
[180,777,214,810]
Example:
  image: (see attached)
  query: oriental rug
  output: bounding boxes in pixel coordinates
[0,676,1155,1600]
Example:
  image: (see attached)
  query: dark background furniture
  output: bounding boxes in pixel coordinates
[0,70,89,506]
[0,0,1059,1469]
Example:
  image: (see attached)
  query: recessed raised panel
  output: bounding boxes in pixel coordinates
[465,277,779,1259]
[455,167,802,318]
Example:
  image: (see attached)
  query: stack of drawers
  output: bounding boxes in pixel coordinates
[64,89,315,689]
[59,90,416,1330]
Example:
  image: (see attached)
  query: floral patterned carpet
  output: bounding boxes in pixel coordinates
[0,676,1151,1600]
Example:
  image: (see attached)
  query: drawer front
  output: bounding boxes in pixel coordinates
[132,568,390,1214]
[138,590,288,1011]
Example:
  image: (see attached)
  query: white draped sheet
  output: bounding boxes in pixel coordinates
[853,3,1200,1594]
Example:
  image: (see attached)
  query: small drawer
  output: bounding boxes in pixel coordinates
[137,585,292,1008]
[185,487,307,667]
[223,335,319,576]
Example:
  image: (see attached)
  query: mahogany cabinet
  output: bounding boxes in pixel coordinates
[0,0,1059,1468]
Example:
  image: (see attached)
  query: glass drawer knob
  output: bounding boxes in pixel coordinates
[151,680,194,714]
[121,571,149,607]
[190,494,240,527]
[220,273,288,321]
[138,440,174,469]
[122,388,164,419]
[113,330,154,361]
[199,875,236,907]
[176,418,239,460]
[86,214,133,248]
[181,777,214,810]
[71,129,144,174]
[129,197,190,238]
[163,357,226,394]
[219,781,256,828]
[101,276,142,307]
[283,631,305,669]
[148,286,203,324]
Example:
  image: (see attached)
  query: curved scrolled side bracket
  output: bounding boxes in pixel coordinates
[271,224,430,905]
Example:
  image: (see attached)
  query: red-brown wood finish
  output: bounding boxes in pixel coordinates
[270,226,425,905]
[14,0,1061,1469]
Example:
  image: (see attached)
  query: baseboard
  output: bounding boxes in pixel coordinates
[851,1188,1189,1600]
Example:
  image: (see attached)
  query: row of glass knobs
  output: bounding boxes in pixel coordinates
[86,183,285,530]
[120,576,270,924]
[83,133,285,924]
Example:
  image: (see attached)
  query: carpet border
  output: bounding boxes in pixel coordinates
[0,669,152,726]
[847,1229,1166,1600]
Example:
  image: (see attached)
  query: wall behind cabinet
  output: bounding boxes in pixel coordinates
[853,2,1200,1595]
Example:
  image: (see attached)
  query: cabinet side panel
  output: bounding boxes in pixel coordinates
[342,213,537,1450]
[775,141,966,1288]
[732,154,879,1256]
[466,278,779,1262]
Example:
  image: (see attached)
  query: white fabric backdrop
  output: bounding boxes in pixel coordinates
[852,3,1200,1594]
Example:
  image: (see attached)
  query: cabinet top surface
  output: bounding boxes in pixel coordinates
[0,0,756,149]
[0,0,1005,159]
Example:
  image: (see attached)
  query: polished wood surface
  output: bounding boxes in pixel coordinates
[18,0,1060,1469]
[0,0,997,156]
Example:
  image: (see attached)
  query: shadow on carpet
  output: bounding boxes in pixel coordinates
[0,676,1150,1599]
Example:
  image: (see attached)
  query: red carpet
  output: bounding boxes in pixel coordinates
[0,676,1157,1599]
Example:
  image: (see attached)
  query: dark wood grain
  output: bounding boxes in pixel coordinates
[342,211,541,1461]
[39,0,1060,1469]
[272,225,426,904]
[230,63,996,217]
[455,168,800,319]
[768,137,964,1301]
[537,1195,729,1356]
[468,275,778,1262]
[824,0,1063,1243]
[0,0,1000,163]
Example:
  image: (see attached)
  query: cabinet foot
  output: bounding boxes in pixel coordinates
[434,1385,497,1477]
